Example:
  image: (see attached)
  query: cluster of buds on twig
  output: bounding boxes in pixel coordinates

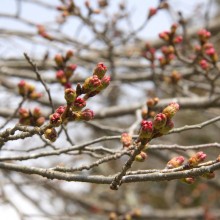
[159,45,175,68]
[18,80,42,100]
[54,50,77,88]
[166,151,216,184]
[19,107,45,127]
[37,25,53,41]
[44,62,110,142]
[195,29,218,70]
[159,23,183,45]
[142,97,159,120]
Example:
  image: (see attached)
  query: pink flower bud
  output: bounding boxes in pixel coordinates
[162,102,179,118]
[171,23,178,33]
[36,116,45,127]
[93,62,107,79]
[99,75,111,91]
[32,107,41,118]
[153,113,167,129]
[139,120,153,139]
[55,106,66,115]
[159,31,170,41]
[29,92,42,100]
[64,88,76,104]
[19,108,29,118]
[44,128,58,142]
[199,59,209,70]
[56,70,65,79]
[173,36,183,44]
[135,151,148,162]
[121,133,132,148]
[188,151,207,167]
[148,7,157,19]
[205,47,215,56]
[167,156,185,169]
[73,97,86,110]
[80,109,94,121]
[49,113,62,127]
[83,75,101,93]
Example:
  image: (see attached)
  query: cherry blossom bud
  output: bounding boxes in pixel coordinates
[64,88,76,104]
[55,106,66,115]
[93,62,107,79]
[49,113,62,127]
[32,107,41,118]
[182,177,195,184]
[166,156,185,169]
[153,113,167,129]
[18,80,27,96]
[56,70,67,84]
[135,151,148,162]
[97,75,111,91]
[29,92,42,100]
[80,109,94,121]
[36,116,45,127]
[54,54,64,67]
[173,36,183,44]
[82,75,101,93]
[139,120,153,139]
[44,128,58,142]
[199,59,209,70]
[121,133,132,148]
[19,108,29,118]
[148,7,157,19]
[162,102,179,119]
[66,50,74,59]
[159,119,174,135]
[159,31,170,42]
[171,23,178,33]
[73,97,86,110]
[188,151,207,167]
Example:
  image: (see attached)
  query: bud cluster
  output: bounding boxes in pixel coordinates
[54,50,77,88]
[56,1,75,18]
[142,43,156,67]
[18,80,42,100]
[19,107,45,127]
[44,62,110,142]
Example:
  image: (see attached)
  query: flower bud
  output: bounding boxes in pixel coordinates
[19,108,29,118]
[18,80,27,96]
[82,75,101,93]
[49,113,62,127]
[162,102,179,119]
[73,97,86,110]
[173,36,183,44]
[148,7,157,19]
[44,128,58,142]
[96,75,111,91]
[159,31,170,42]
[139,120,153,139]
[159,119,174,135]
[80,109,94,121]
[64,88,76,104]
[55,106,66,115]
[54,54,64,67]
[153,113,167,129]
[199,59,209,70]
[166,156,185,169]
[188,151,207,167]
[182,177,195,184]
[66,50,74,60]
[32,107,41,118]
[29,92,42,100]
[135,151,147,162]
[36,116,45,126]
[121,133,132,148]
[93,62,107,79]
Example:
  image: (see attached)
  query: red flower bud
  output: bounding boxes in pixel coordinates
[96,75,111,91]
[139,120,153,139]
[49,113,62,127]
[93,62,107,79]
[56,70,65,79]
[73,97,86,110]
[199,59,209,70]
[121,133,132,148]
[148,7,157,19]
[166,156,185,169]
[153,113,167,129]
[173,36,183,44]
[82,75,101,93]
[55,106,66,115]
[80,109,94,121]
